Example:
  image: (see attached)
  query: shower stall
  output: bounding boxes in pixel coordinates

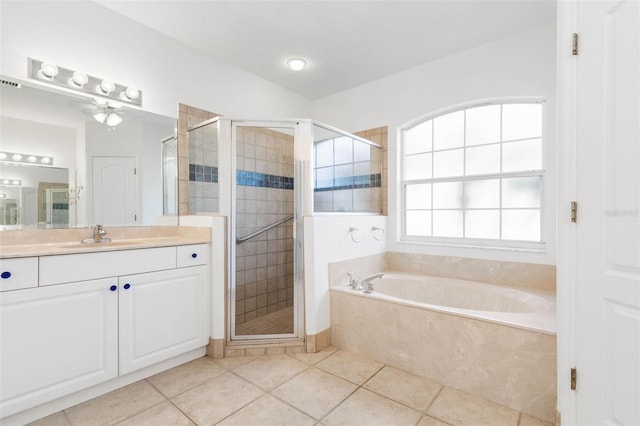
[185,118,383,344]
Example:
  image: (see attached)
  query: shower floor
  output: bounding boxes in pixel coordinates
[236,306,294,335]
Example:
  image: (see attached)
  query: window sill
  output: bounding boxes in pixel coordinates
[398,238,547,254]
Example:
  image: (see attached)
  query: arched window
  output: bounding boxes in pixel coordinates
[401,101,544,247]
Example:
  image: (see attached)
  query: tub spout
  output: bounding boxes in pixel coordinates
[360,273,384,294]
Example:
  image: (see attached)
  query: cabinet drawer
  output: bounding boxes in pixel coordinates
[39,247,177,286]
[0,257,38,291]
[177,244,209,268]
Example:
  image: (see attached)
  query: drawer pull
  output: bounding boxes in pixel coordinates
[1,271,11,279]
[191,253,198,259]
[109,285,117,292]
[124,283,131,290]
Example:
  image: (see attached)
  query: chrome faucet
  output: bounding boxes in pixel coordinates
[347,273,361,290]
[82,224,111,244]
[360,273,384,294]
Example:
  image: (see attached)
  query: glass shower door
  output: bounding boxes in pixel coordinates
[230,122,301,341]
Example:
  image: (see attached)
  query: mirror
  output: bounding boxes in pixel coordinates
[0,79,176,229]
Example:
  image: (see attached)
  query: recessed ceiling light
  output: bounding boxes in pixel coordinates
[287,58,307,71]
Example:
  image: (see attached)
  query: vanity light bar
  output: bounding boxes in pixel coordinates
[0,151,53,165]
[28,58,142,107]
[0,179,22,187]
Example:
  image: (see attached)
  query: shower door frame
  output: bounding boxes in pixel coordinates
[227,119,309,344]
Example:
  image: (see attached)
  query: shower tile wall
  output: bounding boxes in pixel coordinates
[235,127,294,327]
[188,123,219,213]
[313,126,388,215]
[177,103,219,215]
[354,126,388,216]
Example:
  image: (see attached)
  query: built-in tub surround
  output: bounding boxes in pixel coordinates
[0,226,210,258]
[328,253,557,422]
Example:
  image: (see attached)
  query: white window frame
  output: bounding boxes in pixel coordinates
[400,98,546,251]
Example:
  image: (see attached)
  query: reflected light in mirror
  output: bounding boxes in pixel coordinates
[0,151,54,165]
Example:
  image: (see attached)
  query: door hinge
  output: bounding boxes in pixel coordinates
[134,168,137,175]
[570,367,577,390]
[571,201,578,223]
[134,214,137,221]
[572,33,579,55]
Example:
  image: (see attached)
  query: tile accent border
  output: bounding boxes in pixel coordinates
[314,173,381,192]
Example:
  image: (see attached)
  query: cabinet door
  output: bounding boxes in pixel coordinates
[0,278,118,417]
[118,266,208,375]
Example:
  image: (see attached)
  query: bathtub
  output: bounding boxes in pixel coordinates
[330,271,557,422]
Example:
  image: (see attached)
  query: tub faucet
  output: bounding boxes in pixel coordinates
[360,273,384,294]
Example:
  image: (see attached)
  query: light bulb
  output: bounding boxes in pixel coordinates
[106,113,122,127]
[123,87,139,101]
[39,62,59,79]
[93,112,107,124]
[69,71,89,87]
[40,157,51,164]
[98,80,115,94]
[27,156,37,163]
[2,180,9,185]
[12,154,22,161]
[12,180,21,185]
[287,58,307,71]
[0,153,7,160]
[0,194,6,199]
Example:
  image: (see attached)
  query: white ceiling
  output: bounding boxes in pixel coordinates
[97,1,556,100]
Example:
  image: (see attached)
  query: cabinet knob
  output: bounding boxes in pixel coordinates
[1,271,11,279]
[124,283,131,290]
[109,285,117,292]
[191,253,198,259]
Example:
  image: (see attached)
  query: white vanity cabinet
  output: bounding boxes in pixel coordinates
[119,265,208,374]
[0,243,209,420]
[0,278,119,416]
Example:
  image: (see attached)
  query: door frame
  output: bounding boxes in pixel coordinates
[227,120,305,343]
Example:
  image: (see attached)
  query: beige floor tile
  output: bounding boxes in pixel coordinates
[27,412,71,426]
[288,346,337,365]
[427,387,520,426]
[322,388,422,426]
[519,413,554,426]
[217,394,316,426]
[417,415,453,426]
[316,350,384,385]
[213,355,260,370]
[171,372,263,425]
[233,354,308,390]
[64,380,165,426]
[272,367,357,419]
[115,401,194,426]
[147,356,225,397]
[364,366,442,412]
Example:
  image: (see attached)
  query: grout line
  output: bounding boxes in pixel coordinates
[111,400,167,426]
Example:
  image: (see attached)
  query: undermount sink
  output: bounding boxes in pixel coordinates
[61,240,142,249]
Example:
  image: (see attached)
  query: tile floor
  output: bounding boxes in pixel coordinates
[29,347,553,426]
[236,306,294,335]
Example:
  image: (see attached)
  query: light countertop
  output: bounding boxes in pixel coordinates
[0,226,211,259]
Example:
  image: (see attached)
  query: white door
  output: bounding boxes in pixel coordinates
[92,156,137,226]
[575,1,640,424]
[0,278,118,417]
[118,266,208,375]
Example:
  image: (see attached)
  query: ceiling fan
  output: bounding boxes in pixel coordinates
[77,98,125,128]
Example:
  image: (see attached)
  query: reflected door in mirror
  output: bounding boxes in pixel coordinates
[92,156,137,226]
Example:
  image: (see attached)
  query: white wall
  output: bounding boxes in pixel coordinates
[312,22,557,265]
[0,1,311,120]
[303,215,387,335]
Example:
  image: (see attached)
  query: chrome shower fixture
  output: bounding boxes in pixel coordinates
[28,58,142,107]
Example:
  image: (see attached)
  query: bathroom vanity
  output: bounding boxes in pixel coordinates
[0,227,211,422]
